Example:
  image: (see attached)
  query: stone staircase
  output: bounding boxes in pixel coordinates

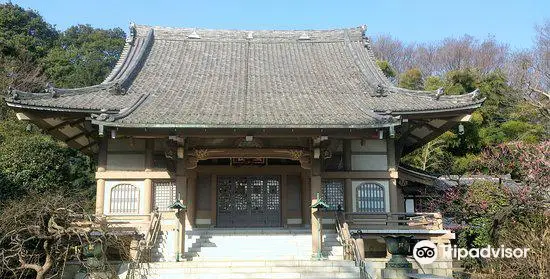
[141,228,359,278]
[138,260,360,279]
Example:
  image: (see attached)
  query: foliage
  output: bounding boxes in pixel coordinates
[0,4,124,204]
[400,136,450,173]
[41,24,125,88]
[481,141,549,191]
[443,69,478,95]
[0,4,125,121]
[398,68,423,90]
[0,3,57,94]
[401,67,546,174]
[435,141,550,278]
[424,75,444,90]
[483,212,549,278]
[0,3,57,60]
[376,60,396,79]
[0,120,95,204]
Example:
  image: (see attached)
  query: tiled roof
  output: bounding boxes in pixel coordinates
[5,24,483,128]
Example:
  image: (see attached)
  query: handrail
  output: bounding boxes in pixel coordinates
[335,211,364,271]
[126,210,161,279]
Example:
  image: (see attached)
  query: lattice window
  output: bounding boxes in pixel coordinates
[266,178,280,211]
[356,182,385,212]
[110,184,140,214]
[153,181,176,211]
[322,179,345,211]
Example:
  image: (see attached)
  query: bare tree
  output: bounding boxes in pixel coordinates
[473,36,509,74]
[527,20,550,120]
[0,193,129,279]
[371,34,509,78]
[371,34,417,76]
[503,20,550,123]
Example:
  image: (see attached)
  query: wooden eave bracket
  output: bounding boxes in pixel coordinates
[184,148,312,170]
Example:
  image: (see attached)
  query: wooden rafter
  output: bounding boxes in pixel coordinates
[64,131,93,143]
[46,118,85,132]
[403,121,458,155]
[78,141,98,151]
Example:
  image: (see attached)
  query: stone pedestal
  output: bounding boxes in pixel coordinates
[382,267,417,279]
[383,235,413,269]
[129,239,139,261]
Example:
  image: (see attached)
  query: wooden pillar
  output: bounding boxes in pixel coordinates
[387,139,398,213]
[389,179,398,213]
[175,157,187,260]
[211,174,217,226]
[187,171,197,228]
[281,174,288,227]
[95,137,107,215]
[345,178,352,212]
[143,178,153,218]
[343,139,352,171]
[97,137,108,172]
[301,171,311,226]
[145,139,154,172]
[311,159,322,257]
[95,179,106,215]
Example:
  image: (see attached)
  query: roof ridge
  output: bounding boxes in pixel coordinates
[359,33,394,87]
[140,24,365,43]
[103,26,155,87]
[135,24,365,33]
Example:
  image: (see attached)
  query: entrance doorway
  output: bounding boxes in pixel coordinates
[216,176,281,227]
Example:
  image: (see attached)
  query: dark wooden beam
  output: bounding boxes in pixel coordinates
[78,141,98,151]
[64,130,93,143]
[115,127,385,139]
[403,121,458,155]
[46,118,85,132]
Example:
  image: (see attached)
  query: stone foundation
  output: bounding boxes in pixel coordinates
[364,258,453,278]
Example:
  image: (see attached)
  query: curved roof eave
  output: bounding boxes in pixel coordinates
[3,25,154,112]
[390,98,485,116]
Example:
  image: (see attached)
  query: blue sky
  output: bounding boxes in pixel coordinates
[6,0,550,49]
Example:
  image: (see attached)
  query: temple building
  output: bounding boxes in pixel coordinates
[5,24,483,277]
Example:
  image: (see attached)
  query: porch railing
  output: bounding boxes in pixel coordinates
[344,212,443,231]
[335,211,444,279]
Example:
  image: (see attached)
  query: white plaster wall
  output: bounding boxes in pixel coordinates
[350,139,387,152]
[287,218,302,225]
[351,154,388,170]
[351,180,390,213]
[405,199,415,213]
[104,180,146,215]
[108,138,146,151]
[106,154,146,170]
[196,218,212,225]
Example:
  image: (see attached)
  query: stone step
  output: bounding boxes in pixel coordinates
[153,229,343,262]
[140,273,359,279]
[149,260,357,268]
[138,261,359,279]
[180,247,342,253]
[147,265,358,273]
